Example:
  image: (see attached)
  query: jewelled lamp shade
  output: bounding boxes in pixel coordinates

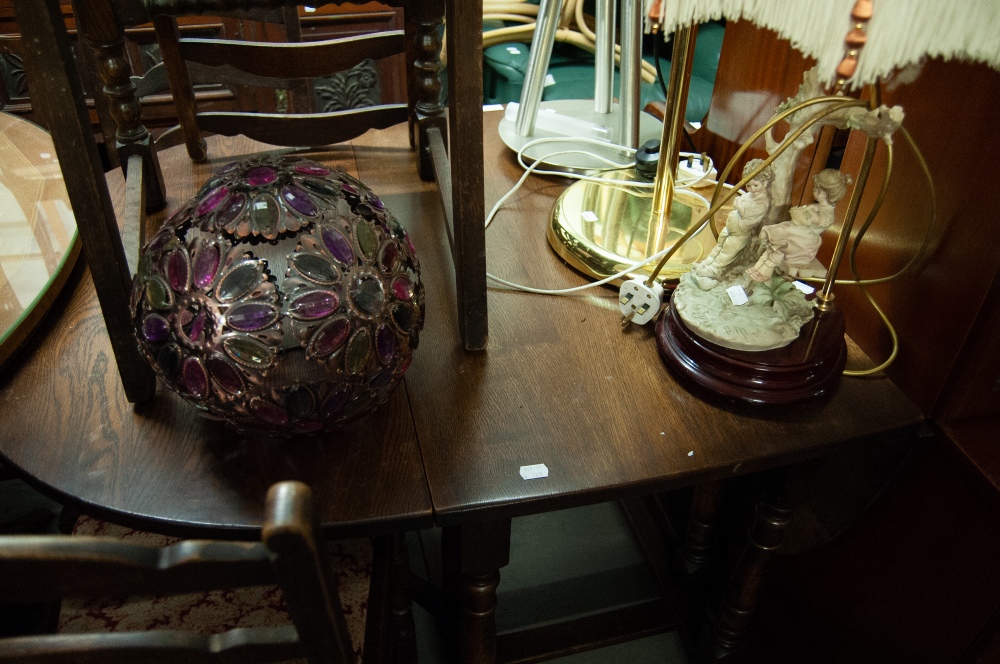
[131,155,424,434]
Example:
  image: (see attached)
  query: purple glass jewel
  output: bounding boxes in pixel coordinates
[405,233,417,257]
[227,302,278,331]
[220,161,240,174]
[341,183,358,196]
[391,276,415,301]
[206,356,243,395]
[322,226,355,265]
[379,242,400,274]
[321,387,351,419]
[396,354,413,375]
[368,195,385,210]
[216,191,247,230]
[165,249,190,292]
[182,356,209,397]
[193,244,220,290]
[281,185,318,216]
[197,186,229,216]
[376,325,397,365]
[188,308,208,343]
[142,314,169,343]
[289,290,339,320]
[246,166,278,186]
[310,317,351,357]
[251,399,289,426]
[294,163,331,177]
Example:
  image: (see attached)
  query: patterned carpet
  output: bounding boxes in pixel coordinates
[57,516,373,661]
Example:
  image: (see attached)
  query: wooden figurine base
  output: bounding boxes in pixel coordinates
[656,298,847,405]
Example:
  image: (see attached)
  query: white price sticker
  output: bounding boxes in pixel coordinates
[581,210,599,223]
[544,74,556,87]
[726,285,749,306]
[793,281,815,294]
[519,464,549,480]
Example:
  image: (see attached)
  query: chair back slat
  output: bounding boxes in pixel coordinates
[0,537,275,602]
[196,106,410,147]
[178,32,406,79]
[0,626,304,664]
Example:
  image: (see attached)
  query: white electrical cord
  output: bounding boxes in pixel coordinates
[486,137,712,296]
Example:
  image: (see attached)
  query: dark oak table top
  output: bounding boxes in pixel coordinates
[0,132,434,540]
[403,110,924,526]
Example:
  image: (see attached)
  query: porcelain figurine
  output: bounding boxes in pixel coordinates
[690,159,773,290]
[747,169,852,283]
[670,66,902,352]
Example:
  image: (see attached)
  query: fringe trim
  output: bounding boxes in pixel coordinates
[645,0,1000,88]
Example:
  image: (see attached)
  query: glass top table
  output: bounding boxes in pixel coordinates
[0,112,80,368]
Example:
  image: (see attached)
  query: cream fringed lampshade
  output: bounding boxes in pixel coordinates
[647,0,1000,88]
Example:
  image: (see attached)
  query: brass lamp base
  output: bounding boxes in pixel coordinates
[548,171,721,286]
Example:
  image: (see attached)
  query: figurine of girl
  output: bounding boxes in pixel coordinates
[694,159,773,280]
[747,169,852,282]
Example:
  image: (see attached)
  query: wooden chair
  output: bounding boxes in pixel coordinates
[12,0,486,408]
[146,6,421,165]
[0,481,358,663]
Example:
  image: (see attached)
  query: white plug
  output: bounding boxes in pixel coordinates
[618,278,664,326]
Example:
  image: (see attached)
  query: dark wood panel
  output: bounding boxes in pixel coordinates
[833,58,1000,417]
[754,435,1000,663]
[693,19,827,200]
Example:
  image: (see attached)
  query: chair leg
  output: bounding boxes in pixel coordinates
[391,534,418,664]
[74,0,167,212]
[407,0,446,182]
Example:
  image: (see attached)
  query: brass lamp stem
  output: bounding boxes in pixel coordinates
[646,24,694,256]
[815,134,878,312]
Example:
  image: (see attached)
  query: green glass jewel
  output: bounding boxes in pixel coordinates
[250,193,280,235]
[301,177,341,198]
[285,387,315,419]
[290,253,339,284]
[345,328,371,375]
[223,335,272,368]
[217,263,259,303]
[145,276,172,310]
[355,220,378,260]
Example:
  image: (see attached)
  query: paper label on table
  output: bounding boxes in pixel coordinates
[519,464,549,480]
[793,280,815,294]
[726,285,749,306]
[581,210,599,223]
[507,46,521,54]
[544,74,556,87]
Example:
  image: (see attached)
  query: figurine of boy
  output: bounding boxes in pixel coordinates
[694,159,773,280]
[747,169,852,282]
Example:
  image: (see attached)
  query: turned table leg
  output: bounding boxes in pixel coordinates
[708,463,820,661]
[683,479,726,571]
[442,520,512,664]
